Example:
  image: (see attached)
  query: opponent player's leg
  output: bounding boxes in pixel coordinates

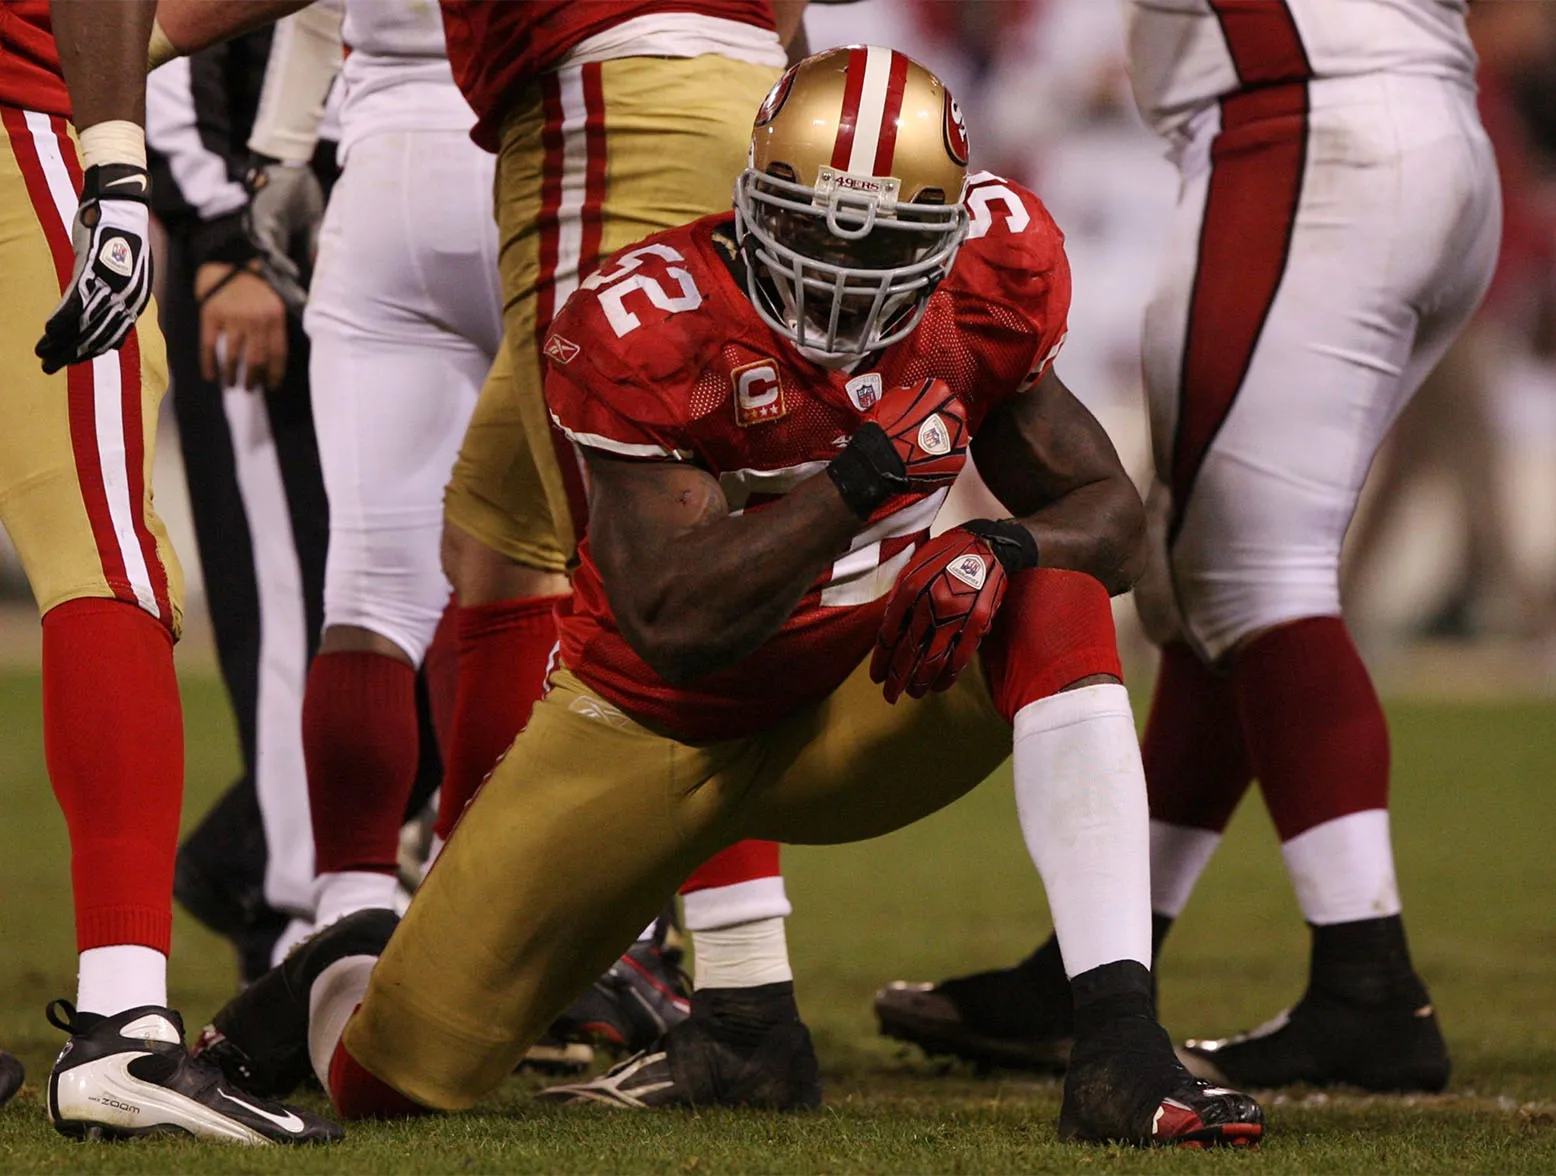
[755,569,1260,1145]
[300,129,498,928]
[0,106,334,1143]
[1166,82,1501,1092]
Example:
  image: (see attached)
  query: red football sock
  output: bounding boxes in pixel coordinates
[422,597,459,766]
[1144,642,1253,832]
[42,598,182,953]
[681,840,782,894]
[1232,617,1389,842]
[303,651,419,875]
[329,1036,432,1120]
[434,596,561,840]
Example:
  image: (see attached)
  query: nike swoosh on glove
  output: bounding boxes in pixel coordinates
[36,163,153,374]
[871,519,1039,704]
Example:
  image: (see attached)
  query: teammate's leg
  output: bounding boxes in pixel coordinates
[2,105,334,1143]
[301,129,498,927]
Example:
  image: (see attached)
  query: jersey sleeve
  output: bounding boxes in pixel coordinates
[948,174,1073,404]
[542,282,698,463]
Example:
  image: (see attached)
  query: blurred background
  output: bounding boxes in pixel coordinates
[1,0,1553,700]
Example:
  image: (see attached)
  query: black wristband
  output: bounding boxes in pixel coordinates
[964,518,1040,573]
[827,422,908,518]
[81,163,150,206]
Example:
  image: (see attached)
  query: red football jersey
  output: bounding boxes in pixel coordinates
[439,0,775,151]
[546,173,1071,742]
[0,0,68,118]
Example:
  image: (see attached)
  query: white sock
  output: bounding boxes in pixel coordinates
[308,955,376,1090]
[312,870,399,929]
[692,918,793,990]
[77,945,168,1016]
[1013,683,1151,978]
[1149,819,1223,918]
[682,876,792,932]
[1281,809,1402,924]
[270,917,316,970]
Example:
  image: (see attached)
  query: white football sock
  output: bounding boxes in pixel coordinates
[692,918,793,990]
[308,955,376,1090]
[1281,808,1402,924]
[270,917,316,969]
[76,945,168,1016]
[1149,819,1223,918]
[312,870,399,930]
[1013,683,1151,978]
[681,876,792,932]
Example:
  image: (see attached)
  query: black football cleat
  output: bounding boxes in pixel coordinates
[47,1002,341,1145]
[1059,961,1263,1149]
[194,908,399,1098]
[1179,991,1450,1093]
[0,1050,23,1108]
[875,938,1074,1073]
[550,934,691,1057]
[537,983,821,1110]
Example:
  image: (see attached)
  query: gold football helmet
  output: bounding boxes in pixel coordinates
[734,45,971,365]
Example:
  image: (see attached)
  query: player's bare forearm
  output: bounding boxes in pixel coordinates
[155,0,310,55]
[971,368,1146,595]
[53,0,157,128]
[584,451,860,684]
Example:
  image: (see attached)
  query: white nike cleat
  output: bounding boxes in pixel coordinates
[47,1001,342,1145]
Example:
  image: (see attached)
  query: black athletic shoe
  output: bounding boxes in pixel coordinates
[875,937,1074,1073]
[537,983,821,1110]
[1059,961,1263,1149]
[0,1050,23,1108]
[194,908,399,1098]
[47,1002,341,1145]
[1179,990,1450,1092]
[550,935,691,1056]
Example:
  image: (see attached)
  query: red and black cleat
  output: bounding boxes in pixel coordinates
[1058,961,1265,1148]
[549,929,691,1057]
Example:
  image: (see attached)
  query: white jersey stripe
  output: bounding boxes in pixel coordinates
[846,45,893,176]
[24,111,161,619]
[552,66,591,312]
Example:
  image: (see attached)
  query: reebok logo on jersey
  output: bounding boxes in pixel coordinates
[545,334,580,365]
[845,372,881,412]
[917,414,951,456]
[946,554,987,590]
[98,236,134,277]
[733,360,786,427]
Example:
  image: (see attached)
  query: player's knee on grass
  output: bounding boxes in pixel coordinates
[979,568,1122,722]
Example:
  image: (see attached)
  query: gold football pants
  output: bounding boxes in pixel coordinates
[442,54,781,573]
[345,656,1011,1109]
[0,105,181,631]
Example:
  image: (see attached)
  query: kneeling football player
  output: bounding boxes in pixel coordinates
[197,47,1264,1147]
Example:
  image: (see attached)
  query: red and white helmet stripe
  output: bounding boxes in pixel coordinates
[829,45,912,178]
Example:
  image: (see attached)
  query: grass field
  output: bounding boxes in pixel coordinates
[0,667,1553,1173]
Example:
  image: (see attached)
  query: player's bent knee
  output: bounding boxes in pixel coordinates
[980,569,1122,723]
[329,1039,434,1121]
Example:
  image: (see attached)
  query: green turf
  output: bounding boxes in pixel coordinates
[0,669,1552,1172]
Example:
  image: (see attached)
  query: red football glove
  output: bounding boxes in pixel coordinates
[871,519,1039,704]
[873,376,969,489]
[827,378,969,518]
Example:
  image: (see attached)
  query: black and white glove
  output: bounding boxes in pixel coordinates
[243,156,323,316]
[35,163,153,374]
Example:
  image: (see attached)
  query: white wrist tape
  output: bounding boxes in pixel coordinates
[79,120,147,171]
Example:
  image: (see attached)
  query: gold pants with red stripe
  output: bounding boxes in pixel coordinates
[345,657,1012,1110]
[0,106,181,631]
[442,54,781,572]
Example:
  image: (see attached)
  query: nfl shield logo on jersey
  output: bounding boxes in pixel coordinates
[946,554,987,590]
[844,372,882,413]
[917,414,951,456]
